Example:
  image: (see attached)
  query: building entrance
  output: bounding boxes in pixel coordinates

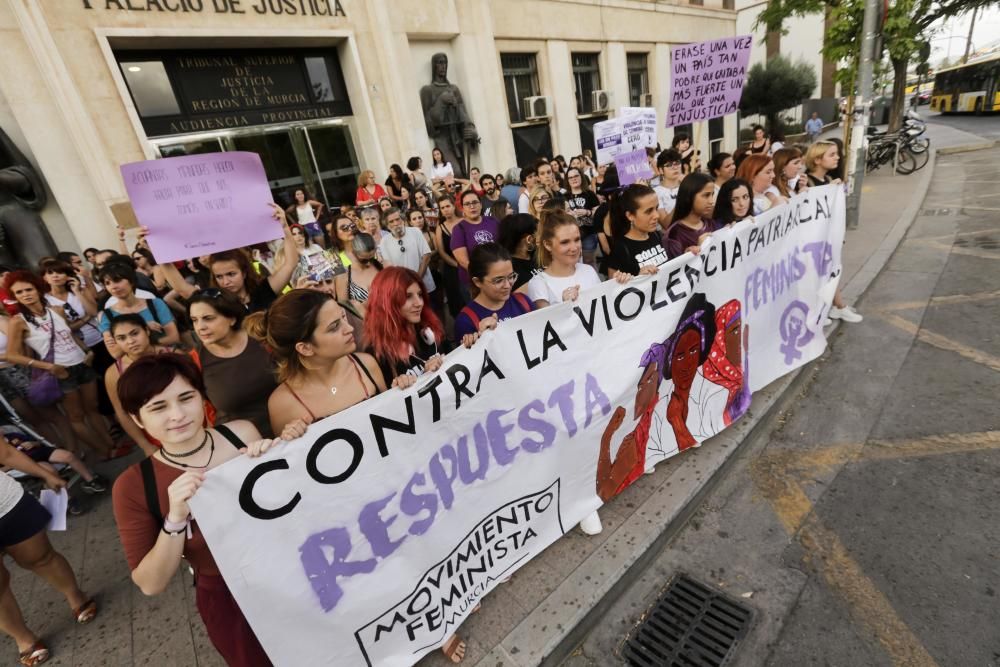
[154,121,360,210]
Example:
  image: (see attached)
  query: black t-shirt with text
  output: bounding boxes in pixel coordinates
[606,232,670,276]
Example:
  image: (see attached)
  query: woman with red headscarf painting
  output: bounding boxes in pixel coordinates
[699,299,751,429]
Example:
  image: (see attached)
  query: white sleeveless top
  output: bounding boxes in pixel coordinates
[21,309,86,366]
[0,472,24,519]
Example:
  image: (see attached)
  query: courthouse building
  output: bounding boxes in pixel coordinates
[0,0,737,253]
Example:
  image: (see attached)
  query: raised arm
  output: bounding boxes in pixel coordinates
[267,204,300,294]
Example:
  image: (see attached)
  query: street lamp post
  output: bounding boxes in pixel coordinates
[845,0,881,230]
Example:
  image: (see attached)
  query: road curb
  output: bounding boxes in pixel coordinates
[475,141,945,667]
[936,139,996,155]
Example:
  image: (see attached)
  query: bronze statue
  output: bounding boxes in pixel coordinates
[420,53,479,178]
[0,128,57,267]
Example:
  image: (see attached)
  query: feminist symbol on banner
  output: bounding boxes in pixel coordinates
[778,300,814,365]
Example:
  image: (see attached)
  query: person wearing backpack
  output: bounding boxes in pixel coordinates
[453,243,535,347]
[95,261,179,357]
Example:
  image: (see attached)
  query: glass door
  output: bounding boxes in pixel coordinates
[227,129,318,209]
[304,123,361,209]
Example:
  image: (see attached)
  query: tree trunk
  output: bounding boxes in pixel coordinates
[888,56,909,132]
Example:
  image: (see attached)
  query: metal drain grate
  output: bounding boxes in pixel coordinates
[621,574,753,667]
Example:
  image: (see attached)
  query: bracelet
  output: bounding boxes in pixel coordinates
[162,518,189,536]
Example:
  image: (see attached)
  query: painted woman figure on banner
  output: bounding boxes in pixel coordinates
[695,299,751,431]
[645,293,718,466]
[595,342,664,502]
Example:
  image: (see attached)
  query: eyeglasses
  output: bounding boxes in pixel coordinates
[487,272,518,287]
[534,195,551,204]
[465,200,482,207]
[197,288,224,299]
[662,161,681,168]
[397,238,406,253]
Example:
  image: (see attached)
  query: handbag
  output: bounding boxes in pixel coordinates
[27,311,63,407]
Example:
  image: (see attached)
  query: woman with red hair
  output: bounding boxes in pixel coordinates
[364,267,446,389]
[735,154,784,215]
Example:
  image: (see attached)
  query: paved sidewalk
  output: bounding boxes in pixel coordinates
[4,122,989,667]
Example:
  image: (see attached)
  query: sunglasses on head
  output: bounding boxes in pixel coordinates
[197,288,225,299]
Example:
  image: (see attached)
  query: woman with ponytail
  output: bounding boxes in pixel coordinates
[245,290,385,434]
[364,267,446,388]
[605,183,671,278]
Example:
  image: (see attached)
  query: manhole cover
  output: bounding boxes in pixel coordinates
[621,574,753,667]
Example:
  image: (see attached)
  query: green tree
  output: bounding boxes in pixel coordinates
[756,0,993,131]
[739,55,818,131]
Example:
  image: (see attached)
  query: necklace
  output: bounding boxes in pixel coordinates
[163,429,208,458]
[160,432,215,469]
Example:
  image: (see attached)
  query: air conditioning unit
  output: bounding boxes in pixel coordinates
[523,96,550,121]
[641,93,654,107]
[592,90,611,113]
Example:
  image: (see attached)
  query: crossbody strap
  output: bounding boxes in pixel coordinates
[139,457,163,525]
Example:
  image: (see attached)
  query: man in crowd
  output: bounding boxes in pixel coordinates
[480,173,503,218]
[517,164,539,214]
[806,112,824,143]
[379,207,435,296]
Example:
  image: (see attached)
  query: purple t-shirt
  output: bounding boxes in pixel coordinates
[454,294,534,339]
[450,216,501,283]
[664,219,721,259]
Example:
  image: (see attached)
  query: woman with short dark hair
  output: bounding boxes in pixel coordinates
[112,353,305,666]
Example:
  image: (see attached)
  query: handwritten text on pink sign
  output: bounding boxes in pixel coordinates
[667,36,753,127]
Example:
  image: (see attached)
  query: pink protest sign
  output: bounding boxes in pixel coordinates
[666,35,753,127]
[120,151,282,263]
[614,149,654,186]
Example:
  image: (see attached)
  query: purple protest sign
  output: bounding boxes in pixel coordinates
[614,149,654,186]
[666,35,753,127]
[120,151,282,263]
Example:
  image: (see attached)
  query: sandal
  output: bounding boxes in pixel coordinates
[18,639,49,666]
[73,598,98,624]
[441,635,466,663]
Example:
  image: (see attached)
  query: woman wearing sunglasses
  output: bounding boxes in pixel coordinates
[334,232,382,317]
[453,243,534,347]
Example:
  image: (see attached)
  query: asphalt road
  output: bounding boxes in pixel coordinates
[922,109,1000,140]
[563,149,1000,666]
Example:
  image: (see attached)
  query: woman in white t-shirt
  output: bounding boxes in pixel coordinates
[429,146,455,184]
[527,209,633,537]
[285,188,326,248]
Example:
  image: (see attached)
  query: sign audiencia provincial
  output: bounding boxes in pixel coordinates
[189,186,847,667]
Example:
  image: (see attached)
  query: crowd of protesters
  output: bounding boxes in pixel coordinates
[0,123,860,666]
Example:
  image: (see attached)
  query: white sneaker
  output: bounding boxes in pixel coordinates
[823,317,834,327]
[579,511,603,536]
[829,305,863,323]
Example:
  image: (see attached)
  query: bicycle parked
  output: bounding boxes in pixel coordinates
[865,118,930,175]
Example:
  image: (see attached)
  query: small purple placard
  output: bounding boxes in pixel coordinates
[120,151,282,263]
[666,35,753,127]
[614,149,654,186]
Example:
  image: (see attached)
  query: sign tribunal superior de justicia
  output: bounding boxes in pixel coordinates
[80,0,346,17]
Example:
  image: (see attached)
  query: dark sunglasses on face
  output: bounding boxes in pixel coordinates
[338,224,356,233]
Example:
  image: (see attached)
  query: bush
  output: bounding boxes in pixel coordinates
[739,56,817,132]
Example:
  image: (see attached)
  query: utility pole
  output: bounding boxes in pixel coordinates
[845,0,880,230]
[962,7,978,64]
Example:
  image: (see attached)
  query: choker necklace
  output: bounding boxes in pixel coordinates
[161,432,215,469]
[163,429,208,458]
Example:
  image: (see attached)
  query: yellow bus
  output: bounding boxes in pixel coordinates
[930,53,1000,113]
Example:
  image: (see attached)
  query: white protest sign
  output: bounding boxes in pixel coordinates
[593,117,624,166]
[666,35,753,127]
[619,107,658,149]
[190,186,845,667]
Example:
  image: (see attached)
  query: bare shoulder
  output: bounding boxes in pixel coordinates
[267,383,309,430]
[354,352,386,391]
[219,419,260,445]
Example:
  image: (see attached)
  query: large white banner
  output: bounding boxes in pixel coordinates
[190,186,845,667]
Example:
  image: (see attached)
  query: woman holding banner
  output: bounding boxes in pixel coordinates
[605,184,670,278]
[713,179,754,227]
[454,243,535,345]
[528,210,633,535]
[364,267,446,388]
[664,174,720,260]
[246,290,385,434]
[112,353,306,667]
[735,155,784,216]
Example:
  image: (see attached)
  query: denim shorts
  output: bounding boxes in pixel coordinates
[303,222,323,238]
[58,362,97,393]
[581,234,599,252]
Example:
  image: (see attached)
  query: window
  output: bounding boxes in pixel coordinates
[120,60,180,117]
[501,53,541,124]
[572,53,602,115]
[723,0,735,9]
[689,0,704,5]
[627,53,649,107]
